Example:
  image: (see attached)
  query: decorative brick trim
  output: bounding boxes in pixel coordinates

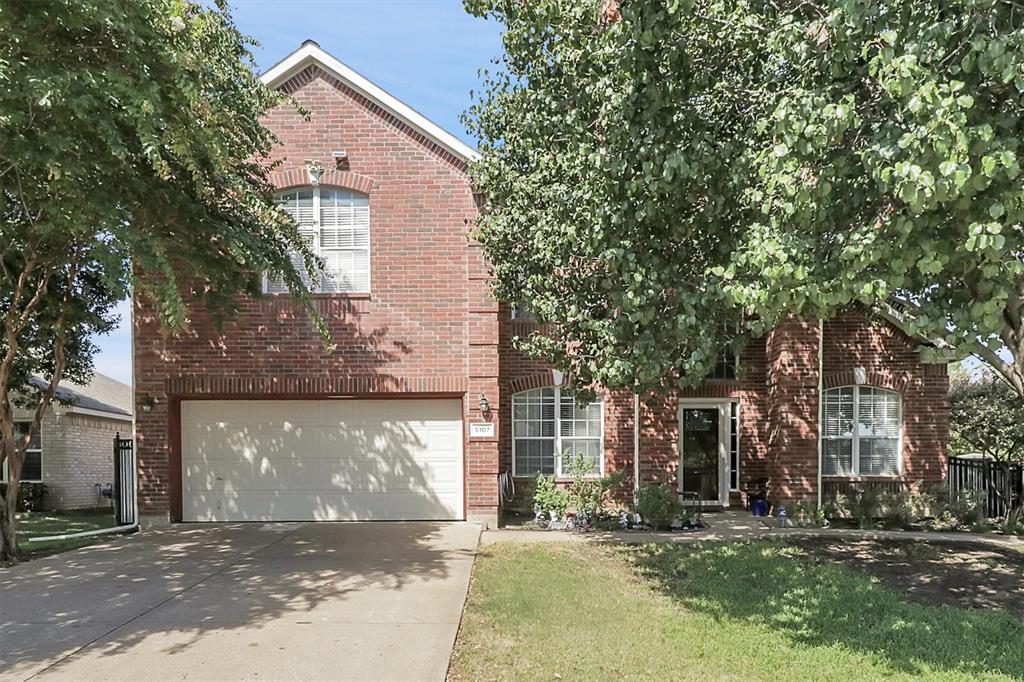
[165,374,467,397]
[269,166,375,194]
[678,381,742,399]
[508,371,559,394]
[278,66,469,174]
[822,370,912,393]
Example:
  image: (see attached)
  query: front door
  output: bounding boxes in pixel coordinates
[678,404,729,506]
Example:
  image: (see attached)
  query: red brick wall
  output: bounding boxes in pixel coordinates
[497,311,949,512]
[134,65,498,522]
[821,312,949,488]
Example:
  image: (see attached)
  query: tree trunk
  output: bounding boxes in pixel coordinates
[0,484,18,562]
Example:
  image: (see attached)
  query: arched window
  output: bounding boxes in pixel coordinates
[512,387,603,477]
[266,186,370,293]
[822,386,902,476]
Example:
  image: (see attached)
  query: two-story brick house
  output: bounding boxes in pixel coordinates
[134,42,949,527]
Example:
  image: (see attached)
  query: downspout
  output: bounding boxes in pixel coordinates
[130,290,139,527]
[816,319,824,509]
[633,394,640,494]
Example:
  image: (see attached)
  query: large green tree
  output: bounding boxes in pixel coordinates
[465,0,1024,397]
[0,0,322,560]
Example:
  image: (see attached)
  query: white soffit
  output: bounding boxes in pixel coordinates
[261,41,481,163]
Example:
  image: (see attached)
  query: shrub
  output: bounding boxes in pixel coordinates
[634,483,680,531]
[998,506,1024,535]
[0,482,48,513]
[878,483,933,530]
[532,474,567,521]
[822,492,851,521]
[850,487,882,529]
[924,487,989,531]
[948,489,988,530]
[791,500,827,528]
[563,452,629,522]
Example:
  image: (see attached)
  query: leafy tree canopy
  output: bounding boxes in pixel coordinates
[465,0,1024,396]
[0,0,322,559]
[949,366,1024,462]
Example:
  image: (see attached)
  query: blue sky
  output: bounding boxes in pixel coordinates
[91,0,503,385]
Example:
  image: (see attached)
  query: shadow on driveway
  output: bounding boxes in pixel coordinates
[0,521,479,681]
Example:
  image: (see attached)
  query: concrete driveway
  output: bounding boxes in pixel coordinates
[0,522,479,681]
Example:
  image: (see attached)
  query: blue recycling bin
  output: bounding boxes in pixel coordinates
[751,498,769,517]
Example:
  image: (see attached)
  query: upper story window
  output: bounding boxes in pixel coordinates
[512,387,604,477]
[822,386,902,476]
[510,299,536,322]
[266,186,370,294]
[709,350,738,380]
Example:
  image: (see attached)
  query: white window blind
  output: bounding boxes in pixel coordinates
[266,186,370,294]
[512,387,604,477]
[823,386,901,476]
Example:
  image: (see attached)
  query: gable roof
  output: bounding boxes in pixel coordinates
[261,40,481,164]
[30,372,132,420]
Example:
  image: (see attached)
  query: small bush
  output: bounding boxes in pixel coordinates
[532,474,567,521]
[947,489,988,529]
[878,483,933,530]
[822,492,851,521]
[850,487,882,529]
[0,482,48,513]
[634,483,680,531]
[922,487,989,531]
[791,500,827,528]
[998,506,1024,535]
[563,452,628,522]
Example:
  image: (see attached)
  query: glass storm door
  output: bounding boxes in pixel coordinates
[678,405,728,505]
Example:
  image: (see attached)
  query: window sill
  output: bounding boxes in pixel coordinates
[821,474,903,481]
[263,292,371,300]
[511,474,604,481]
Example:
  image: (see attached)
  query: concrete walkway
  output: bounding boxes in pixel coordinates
[482,510,1024,549]
[1,522,480,681]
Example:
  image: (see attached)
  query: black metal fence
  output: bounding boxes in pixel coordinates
[948,456,1024,518]
[113,433,137,526]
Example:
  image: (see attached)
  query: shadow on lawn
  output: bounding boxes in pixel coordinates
[628,541,1024,679]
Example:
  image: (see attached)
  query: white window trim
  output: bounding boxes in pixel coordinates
[1,421,43,483]
[263,185,371,295]
[822,386,903,477]
[511,387,605,478]
[730,401,741,491]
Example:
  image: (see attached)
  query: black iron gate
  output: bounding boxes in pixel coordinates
[113,433,137,526]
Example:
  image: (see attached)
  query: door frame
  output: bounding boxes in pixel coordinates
[677,399,731,508]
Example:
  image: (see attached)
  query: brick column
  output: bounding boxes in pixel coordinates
[465,238,500,527]
[765,318,821,505]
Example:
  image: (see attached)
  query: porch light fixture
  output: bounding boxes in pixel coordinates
[478,393,491,415]
[140,395,156,414]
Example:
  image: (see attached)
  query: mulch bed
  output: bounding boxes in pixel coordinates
[790,537,1024,619]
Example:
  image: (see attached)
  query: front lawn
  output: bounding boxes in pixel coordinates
[450,540,1024,681]
[12,510,117,560]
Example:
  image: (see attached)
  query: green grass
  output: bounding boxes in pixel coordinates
[13,510,117,559]
[450,541,1024,681]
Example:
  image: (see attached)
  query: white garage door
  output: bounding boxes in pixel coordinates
[181,399,464,522]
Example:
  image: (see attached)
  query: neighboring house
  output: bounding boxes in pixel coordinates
[3,373,133,511]
[133,41,949,526]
